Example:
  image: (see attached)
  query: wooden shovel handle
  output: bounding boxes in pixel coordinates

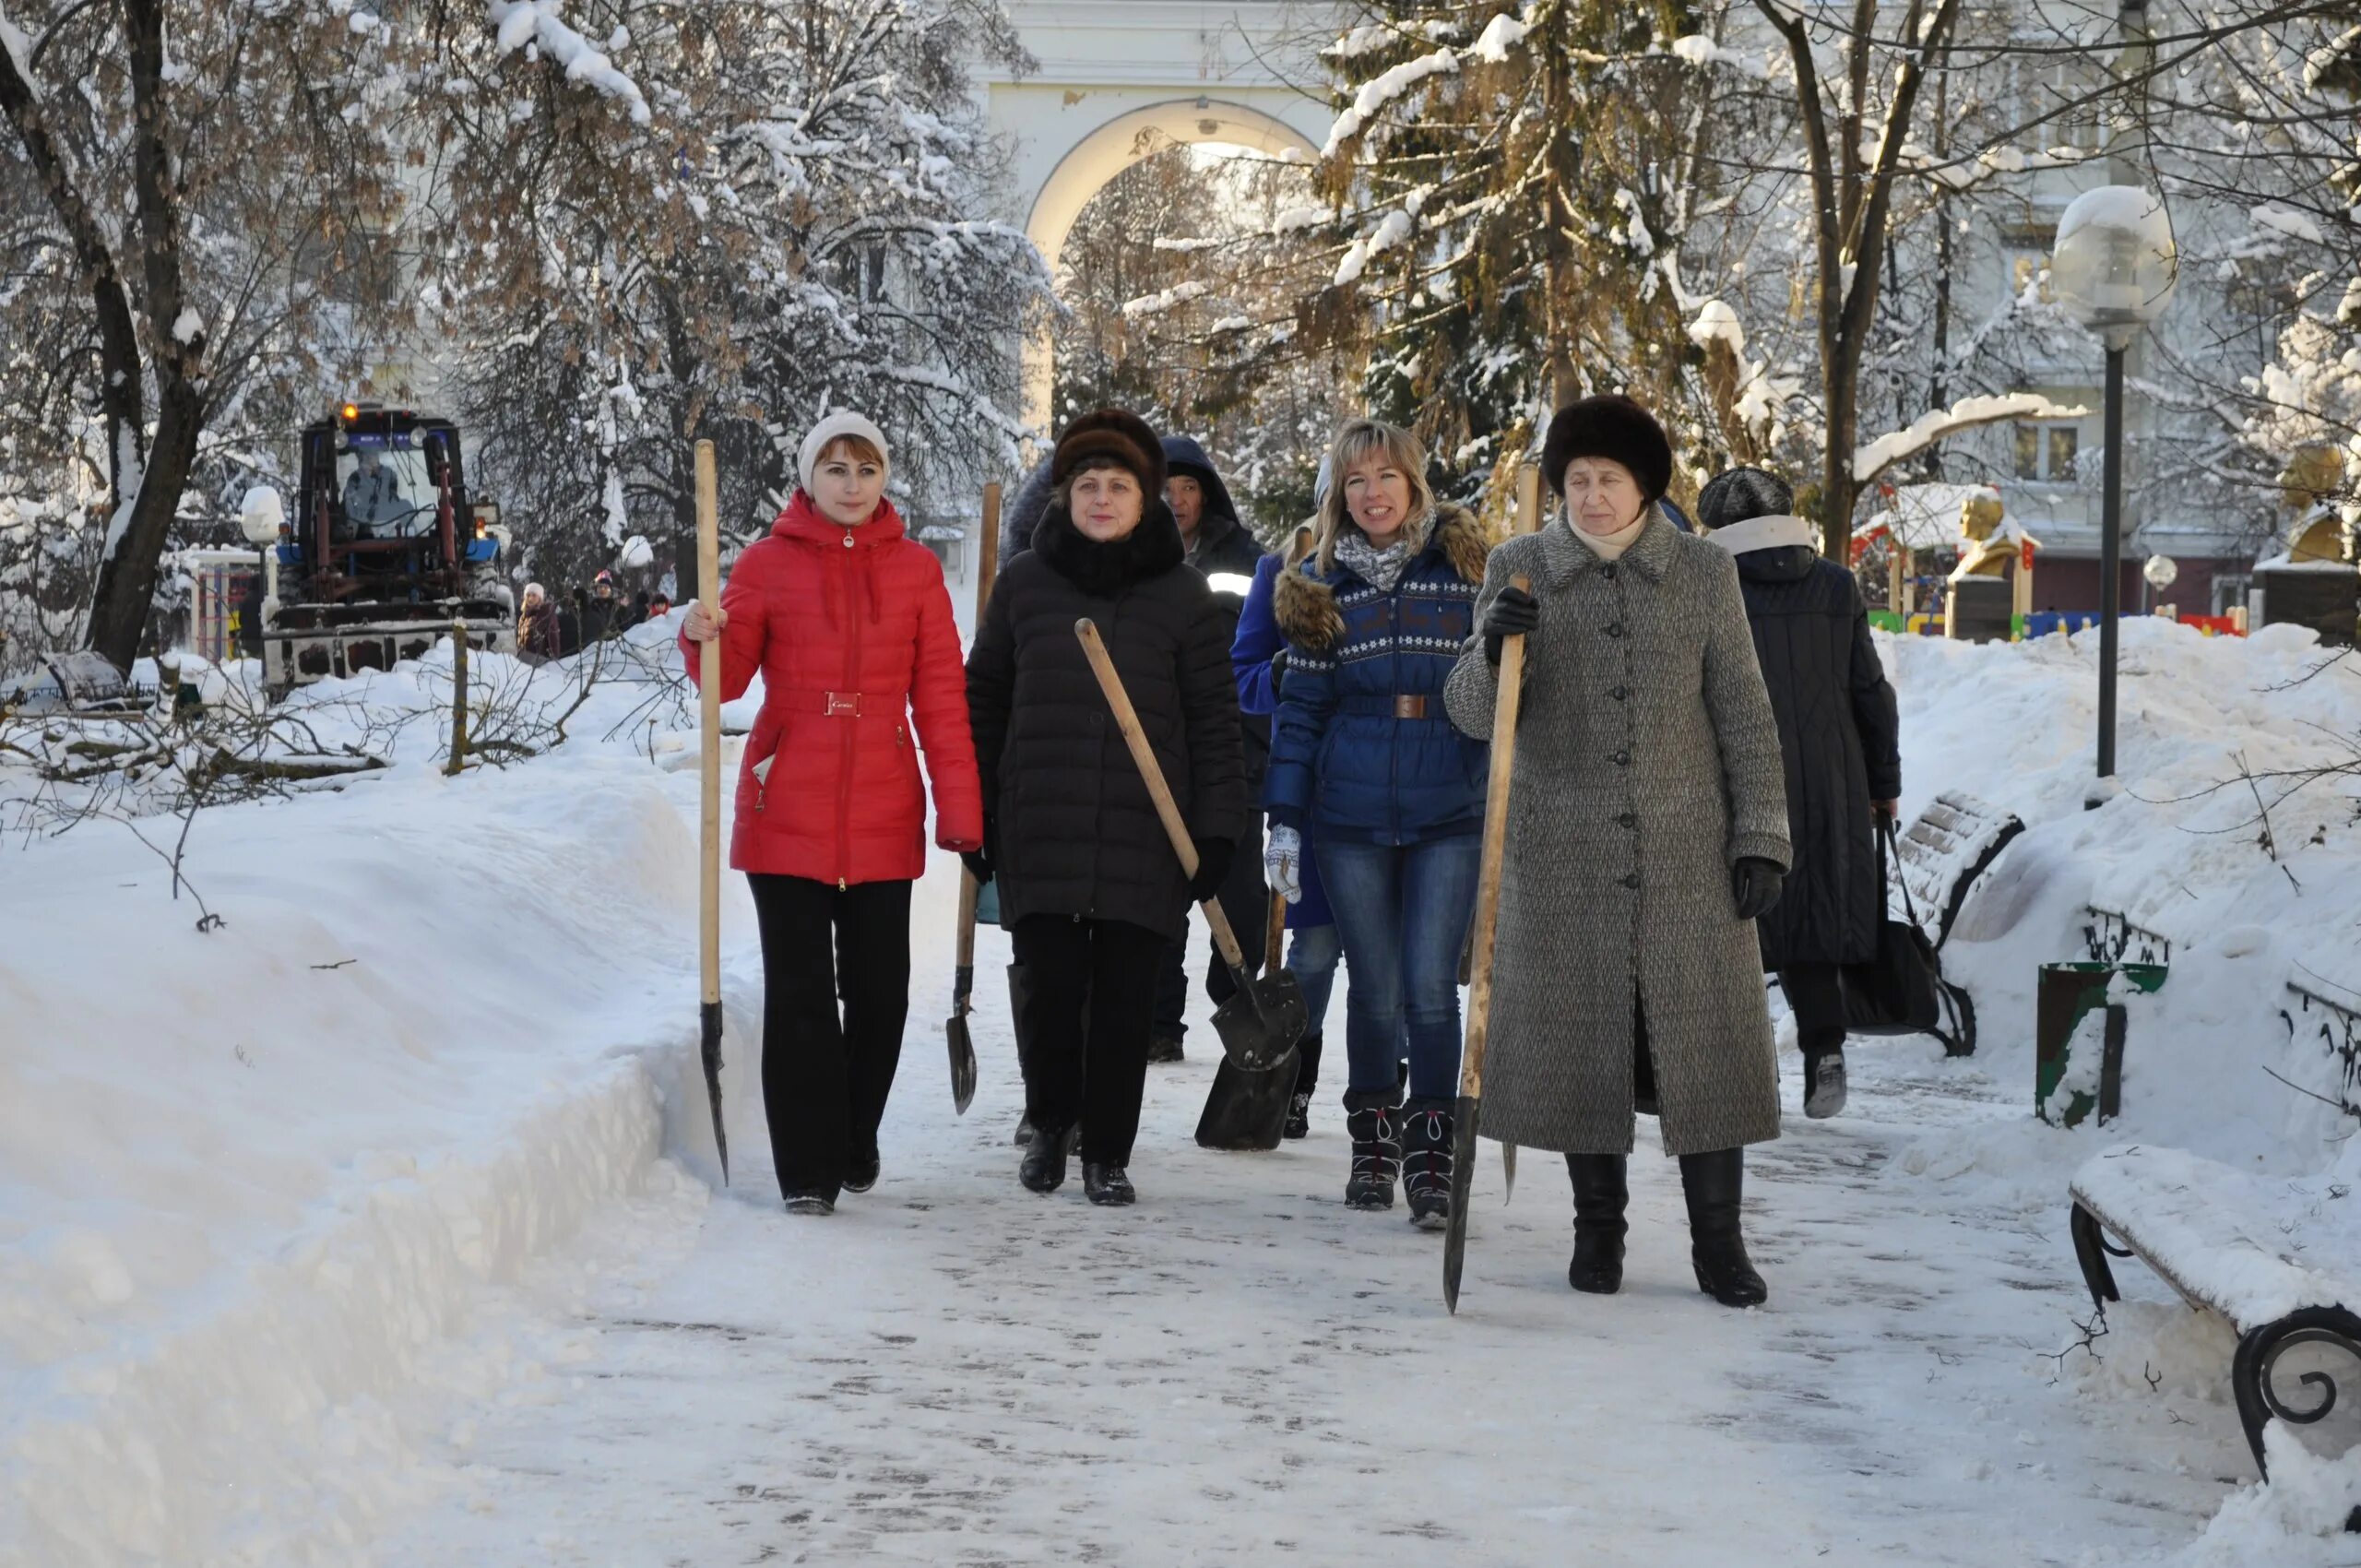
[1074,618,1249,972]
[1460,464,1546,1100]
[1264,886,1287,974]
[695,441,722,1012]
[955,481,1004,973]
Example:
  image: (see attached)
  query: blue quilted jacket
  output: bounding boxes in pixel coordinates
[1263,504,1491,846]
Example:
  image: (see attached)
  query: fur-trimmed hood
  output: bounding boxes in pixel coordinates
[1272,502,1489,652]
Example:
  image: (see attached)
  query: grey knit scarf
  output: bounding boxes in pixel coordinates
[1333,508,1432,592]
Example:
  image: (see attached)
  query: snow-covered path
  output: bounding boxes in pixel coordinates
[378,918,2246,1568]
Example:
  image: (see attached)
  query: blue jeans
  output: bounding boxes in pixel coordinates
[1288,921,1343,1036]
[1315,835,1481,1102]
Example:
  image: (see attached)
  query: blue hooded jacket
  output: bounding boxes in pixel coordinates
[1262,503,1491,846]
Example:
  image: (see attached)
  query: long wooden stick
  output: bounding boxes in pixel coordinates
[1074,618,1250,970]
[1461,464,1545,1106]
[695,439,729,1181]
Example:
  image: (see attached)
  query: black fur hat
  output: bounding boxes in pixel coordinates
[1052,409,1167,497]
[1695,467,1795,531]
[1541,395,1675,503]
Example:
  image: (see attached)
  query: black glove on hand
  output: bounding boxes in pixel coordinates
[961,816,998,885]
[1187,836,1234,904]
[1267,647,1289,703]
[1732,857,1786,921]
[1482,585,1541,665]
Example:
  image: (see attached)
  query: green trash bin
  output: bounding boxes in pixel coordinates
[2035,960,2167,1126]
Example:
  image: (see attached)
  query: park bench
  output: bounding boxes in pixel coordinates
[2070,1141,2361,1507]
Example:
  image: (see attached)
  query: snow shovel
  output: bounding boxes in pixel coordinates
[1445,466,1546,1313]
[943,481,1004,1115]
[1075,619,1306,1073]
[1195,888,1299,1150]
[694,440,730,1183]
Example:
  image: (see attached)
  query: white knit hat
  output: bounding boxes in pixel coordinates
[798,410,890,494]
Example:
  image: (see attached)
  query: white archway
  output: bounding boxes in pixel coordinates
[983,3,1335,430]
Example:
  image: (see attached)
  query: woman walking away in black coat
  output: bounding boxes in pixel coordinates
[966,410,1248,1206]
[1696,467,1901,1121]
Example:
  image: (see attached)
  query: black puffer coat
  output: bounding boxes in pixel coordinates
[1717,519,1902,970]
[967,496,1247,943]
[1164,435,1269,790]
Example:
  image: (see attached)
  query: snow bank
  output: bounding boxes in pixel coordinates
[0,638,764,1564]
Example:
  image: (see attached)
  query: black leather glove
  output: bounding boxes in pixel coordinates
[1267,647,1289,703]
[1732,857,1786,921]
[1482,585,1541,665]
[1187,836,1234,904]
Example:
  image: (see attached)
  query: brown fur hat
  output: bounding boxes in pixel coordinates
[1541,394,1674,503]
[1052,409,1167,496]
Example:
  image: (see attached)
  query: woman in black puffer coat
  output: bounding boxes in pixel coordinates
[1696,468,1902,1121]
[966,409,1247,1206]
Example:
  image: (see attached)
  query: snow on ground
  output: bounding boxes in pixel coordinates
[6,613,2360,1563]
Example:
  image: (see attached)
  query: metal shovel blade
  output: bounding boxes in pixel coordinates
[1210,964,1308,1074]
[945,1003,979,1117]
[700,1000,730,1184]
[1442,1092,1480,1313]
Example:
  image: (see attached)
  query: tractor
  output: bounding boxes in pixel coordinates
[254,401,515,692]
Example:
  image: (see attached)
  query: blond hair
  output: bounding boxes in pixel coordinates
[1314,418,1436,574]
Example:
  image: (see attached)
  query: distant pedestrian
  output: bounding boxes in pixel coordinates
[1444,395,1791,1308]
[621,589,651,632]
[516,582,561,664]
[647,594,672,620]
[1265,418,1490,1227]
[1145,434,1269,1064]
[965,409,1246,1207]
[1696,466,1901,1121]
[680,410,983,1215]
[581,571,621,644]
[558,589,584,657]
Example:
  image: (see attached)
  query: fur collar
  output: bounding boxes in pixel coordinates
[1273,502,1490,652]
[1705,514,1819,556]
[1032,494,1185,598]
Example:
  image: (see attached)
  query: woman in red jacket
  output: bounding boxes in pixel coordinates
[681,412,983,1214]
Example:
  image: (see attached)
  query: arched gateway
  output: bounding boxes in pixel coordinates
[981,2,1335,427]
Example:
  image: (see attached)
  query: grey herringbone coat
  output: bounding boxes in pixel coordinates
[1442,517,1791,1156]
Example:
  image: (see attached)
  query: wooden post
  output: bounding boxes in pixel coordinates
[697,444,722,1036]
[445,621,468,776]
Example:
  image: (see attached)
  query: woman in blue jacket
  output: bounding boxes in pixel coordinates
[1264,419,1490,1226]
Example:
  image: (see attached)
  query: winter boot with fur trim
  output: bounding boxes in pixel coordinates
[1397,1098,1454,1231]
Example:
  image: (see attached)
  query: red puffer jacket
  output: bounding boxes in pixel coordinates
[682,493,983,885]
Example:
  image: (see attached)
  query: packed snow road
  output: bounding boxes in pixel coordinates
[378,912,2241,1567]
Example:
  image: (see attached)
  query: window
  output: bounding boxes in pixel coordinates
[2013,420,2083,483]
[2003,232,2052,304]
[2047,427,2079,482]
[2212,575,2250,617]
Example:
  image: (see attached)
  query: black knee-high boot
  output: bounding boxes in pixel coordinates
[1679,1147,1767,1307]
[1565,1154,1629,1293]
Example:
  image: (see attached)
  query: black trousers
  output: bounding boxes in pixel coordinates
[1012,914,1166,1166]
[1153,810,1269,1034]
[746,873,913,1203]
[1778,962,1848,1051]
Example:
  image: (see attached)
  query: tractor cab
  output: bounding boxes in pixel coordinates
[259,402,515,690]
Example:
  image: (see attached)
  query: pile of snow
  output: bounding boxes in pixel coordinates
[0,626,761,1564]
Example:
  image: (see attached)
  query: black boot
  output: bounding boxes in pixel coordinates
[843,1150,880,1194]
[1565,1154,1629,1293]
[1082,1162,1136,1206]
[1285,1032,1322,1140]
[1398,1098,1453,1231]
[1147,1032,1184,1064]
[1679,1147,1767,1307]
[1020,1123,1071,1194]
[1343,1094,1400,1210]
[1800,1029,1848,1120]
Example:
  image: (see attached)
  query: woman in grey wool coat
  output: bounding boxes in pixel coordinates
[1442,395,1792,1308]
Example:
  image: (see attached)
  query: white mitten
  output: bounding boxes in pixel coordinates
[1264,824,1303,905]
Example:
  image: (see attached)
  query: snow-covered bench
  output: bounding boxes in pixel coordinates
[2070,1144,2361,1494]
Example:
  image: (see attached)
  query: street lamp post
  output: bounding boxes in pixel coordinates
[2049,186,2177,805]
